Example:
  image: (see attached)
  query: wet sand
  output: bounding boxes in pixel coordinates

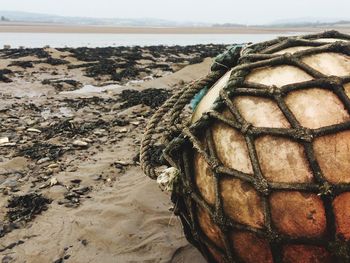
[0,45,225,262]
[0,22,349,34]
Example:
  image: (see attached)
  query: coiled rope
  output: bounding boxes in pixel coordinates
[140,45,244,180]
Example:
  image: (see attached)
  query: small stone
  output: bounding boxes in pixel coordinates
[67,166,78,172]
[98,137,108,143]
[73,140,88,147]
[73,186,90,195]
[37,157,51,164]
[16,126,26,131]
[0,137,9,145]
[27,128,42,133]
[91,174,101,181]
[130,121,140,126]
[70,179,81,184]
[118,128,128,133]
[0,142,16,147]
[53,258,63,263]
[39,183,49,189]
[82,138,92,143]
[114,161,129,166]
[47,163,59,169]
[1,255,14,263]
[50,177,58,186]
[1,178,18,188]
[24,119,36,126]
[93,129,106,135]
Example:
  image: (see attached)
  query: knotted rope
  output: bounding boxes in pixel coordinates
[140,45,244,180]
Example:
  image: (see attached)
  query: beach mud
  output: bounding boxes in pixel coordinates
[0,44,228,262]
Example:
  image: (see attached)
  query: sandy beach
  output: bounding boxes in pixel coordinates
[0,44,231,263]
[0,22,349,34]
[2,28,350,263]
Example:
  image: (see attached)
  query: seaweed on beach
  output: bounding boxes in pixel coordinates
[61,97,118,109]
[42,79,82,91]
[189,56,204,64]
[41,57,69,65]
[54,45,230,82]
[60,47,122,61]
[18,142,67,160]
[67,62,99,69]
[165,56,186,63]
[119,88,171,109]
[112,67,140,81]
[0,69,13,83]
[42,117,129,139]
[84,59,118,78]
[147,63,172,71]
[44,119,109,138]
[1,48,49,59]
[82,59,140,81]
[9,61,34,68]
[6,193,51,223]
[23,102,42,112]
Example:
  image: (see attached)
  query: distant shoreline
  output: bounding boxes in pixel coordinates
[0,23,349,34]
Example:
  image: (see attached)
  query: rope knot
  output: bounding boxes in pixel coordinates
[297,128,314,142]
[254,179,270,196]
[241,122,252,135]
[327,75,343,87]
[268,85,280,95]
[318,182,333,196]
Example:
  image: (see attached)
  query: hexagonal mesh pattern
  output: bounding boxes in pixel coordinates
[163,31,350,263]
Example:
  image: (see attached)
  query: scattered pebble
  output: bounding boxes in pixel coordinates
[0,142,16,147]
[27,128,42,133]
[47,163,59,169]
[118,128,128,133]
[37,157,51,164]
[114,161,130,166]
[50,178,59,187]
[73,140,88,147]
[70,179,81,184]
[0,137,9,145]
[0,44,227,248]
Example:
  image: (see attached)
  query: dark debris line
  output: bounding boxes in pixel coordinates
[6,193,51,223]
[119,88,171,109]
[0,44,229,84]
[0,194,51,238]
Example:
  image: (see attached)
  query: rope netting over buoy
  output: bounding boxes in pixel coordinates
[140,31,350,263]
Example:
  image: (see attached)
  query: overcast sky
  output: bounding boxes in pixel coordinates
[0,0,349,24]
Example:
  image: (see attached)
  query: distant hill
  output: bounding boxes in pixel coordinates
[0,10,209,27]
[212,23,248,28]
[212,18,350,28]
[0,11,348,28]
[211,17,350,28]
[266,19,350,28]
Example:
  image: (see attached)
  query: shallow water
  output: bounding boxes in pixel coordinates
[59,84,122,94]
[0,32,303,48]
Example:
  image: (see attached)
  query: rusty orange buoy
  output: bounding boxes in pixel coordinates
[141,31,350,263]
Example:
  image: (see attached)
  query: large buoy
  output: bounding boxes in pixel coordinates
[141,31,350,263]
